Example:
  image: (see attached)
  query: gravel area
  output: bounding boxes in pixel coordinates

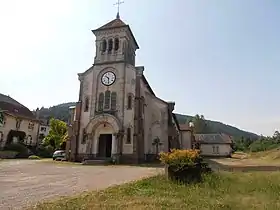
[0,160,163,210]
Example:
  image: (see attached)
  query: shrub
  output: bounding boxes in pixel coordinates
[36,145,54,158]
[0,151,18,159]
[28,155,41,160]
[160,149,211,183]
[4,143,29,158]
[160,149,201,170]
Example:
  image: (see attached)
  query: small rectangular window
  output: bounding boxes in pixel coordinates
[84,97,89,112]
[126,128,131,144]
[127,95,132,110]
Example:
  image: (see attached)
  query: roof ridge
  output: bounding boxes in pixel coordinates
[94,18,127,31]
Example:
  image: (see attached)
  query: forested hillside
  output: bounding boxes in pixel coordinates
[36,103,259,139]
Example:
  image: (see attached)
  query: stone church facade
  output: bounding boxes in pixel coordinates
[66,16,187,163]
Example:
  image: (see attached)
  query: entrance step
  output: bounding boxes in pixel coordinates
[82,159,110,165]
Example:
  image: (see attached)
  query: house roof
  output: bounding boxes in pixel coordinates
[92,18,139,49]
[195,134,233,144]
[0,93,37,120]
[179,124,191,131]
[0,93,24,107]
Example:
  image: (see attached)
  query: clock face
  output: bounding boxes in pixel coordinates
[101,71,116,86]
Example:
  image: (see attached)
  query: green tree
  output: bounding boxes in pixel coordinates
[0,108,4,126]
[43,118,68,150]
[191,114,213,134]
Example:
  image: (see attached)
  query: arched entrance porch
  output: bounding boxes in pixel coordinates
[85,114,121,159]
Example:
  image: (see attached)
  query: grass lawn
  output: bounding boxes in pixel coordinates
[30,172,280,210]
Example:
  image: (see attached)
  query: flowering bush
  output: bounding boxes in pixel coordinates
[160,149,201,167]
[160,149,210,183]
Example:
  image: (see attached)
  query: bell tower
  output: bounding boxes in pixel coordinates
[92,7,139,66]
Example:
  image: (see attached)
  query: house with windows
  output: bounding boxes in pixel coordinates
[38,119,50,144]
[195,133,233,157]
[0,93,40,148]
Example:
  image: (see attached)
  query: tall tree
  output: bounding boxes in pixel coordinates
[0,108,4,126]
[191,114,213,134]
[44,118,68,150]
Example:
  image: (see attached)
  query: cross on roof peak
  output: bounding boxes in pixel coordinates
[113,0,124,19]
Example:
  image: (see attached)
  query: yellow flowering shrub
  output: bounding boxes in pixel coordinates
[159,149,201,169]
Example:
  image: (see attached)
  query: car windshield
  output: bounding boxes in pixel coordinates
[54,150,64,155]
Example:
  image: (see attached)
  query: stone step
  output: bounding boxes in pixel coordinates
[82,159,110,165]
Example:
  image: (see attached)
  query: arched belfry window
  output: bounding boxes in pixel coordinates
[84,96,89,112]
[98,93,104,111]
[108,39,113,53]
[127,94,132,110]
[114,38,119,51]
[101,40,107,52]
[104,90,111,109]
[111,92,117,110]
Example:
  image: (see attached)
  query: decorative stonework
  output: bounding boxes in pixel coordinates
[85,114,121,134]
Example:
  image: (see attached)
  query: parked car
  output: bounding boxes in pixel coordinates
[52,150,65,161]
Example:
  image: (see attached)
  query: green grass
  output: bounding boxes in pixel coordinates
[30,172,280,210]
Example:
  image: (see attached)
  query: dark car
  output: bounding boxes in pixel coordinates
[52,150,66,161]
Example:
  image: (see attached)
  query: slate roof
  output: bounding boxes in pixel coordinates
[195,134,233,144]
[0,93,36,120]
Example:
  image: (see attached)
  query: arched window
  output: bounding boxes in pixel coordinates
[126,127,131,144]
[111,92,117,111]
[98,93,104,111]
[108,39,113,53]
[101,40,107,52]
[114,38,119,51]
[104,90,111,109]
[127,94,132,110]
[84,96,89,112]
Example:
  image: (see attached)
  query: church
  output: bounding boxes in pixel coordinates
[66,13,192,164]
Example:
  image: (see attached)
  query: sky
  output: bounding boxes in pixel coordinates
[0,0,279,136]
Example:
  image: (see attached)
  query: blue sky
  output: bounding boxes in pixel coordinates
[0,0,279,136]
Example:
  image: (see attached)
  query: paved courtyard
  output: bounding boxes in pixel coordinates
[0,160,163,210]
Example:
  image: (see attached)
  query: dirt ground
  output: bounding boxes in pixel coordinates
[207,157,280,172]
[0,160,162,210]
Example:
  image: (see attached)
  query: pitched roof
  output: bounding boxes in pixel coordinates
[195,134,233,144]
[95,18,127,31]
[0,93,36,120]
[0,93,24,107]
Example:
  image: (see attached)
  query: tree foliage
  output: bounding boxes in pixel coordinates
[233,130,280,152]
[176,113,258,139]
[189,114,213,134]
[43,118,68,150]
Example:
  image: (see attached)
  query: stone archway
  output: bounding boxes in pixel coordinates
[85,113,120,134]
[85,114,121,158]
